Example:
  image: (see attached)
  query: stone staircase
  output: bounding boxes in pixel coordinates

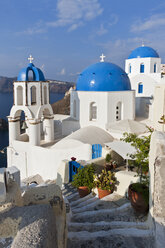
[62,183,155,248]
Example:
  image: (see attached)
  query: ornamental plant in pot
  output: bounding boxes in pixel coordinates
[94,169,117,199]
[71,164,95,198]
[121,128,153,214]
[105,153,117,171]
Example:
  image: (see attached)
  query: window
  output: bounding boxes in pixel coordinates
[44,86,47,104]
[154,63,157,73]
[129,64,131,73]
[73,99,76,118]
[31,86,36,105]
[116,102,122,121]
[140,63,144,73]
[138,83,143,93]
[90,102,97,121]
[17,86,23,105]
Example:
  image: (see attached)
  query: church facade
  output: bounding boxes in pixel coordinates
[7,45,164,181]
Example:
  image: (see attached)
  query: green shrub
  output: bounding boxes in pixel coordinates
[71,164,95,190]
[105,153,111,163]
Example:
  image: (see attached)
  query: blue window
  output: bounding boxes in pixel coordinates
[138,83,143,93]
[129,64,131,73]
[154,63,157,73]
[140,64,144,73]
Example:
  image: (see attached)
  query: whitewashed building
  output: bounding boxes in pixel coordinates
[7,55,136,180]
[125,45,162,118]
[65,55,135,136]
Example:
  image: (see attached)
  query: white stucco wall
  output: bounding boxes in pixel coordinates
[125,57,161,76]
[7,140,92,181]
[70,90,135,131]
[153,84,165,131]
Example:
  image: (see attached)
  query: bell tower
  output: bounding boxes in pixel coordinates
[8,55,54,146]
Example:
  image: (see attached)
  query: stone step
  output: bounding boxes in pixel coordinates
[71,203,148,223]
[68,220,149,232]
[70,193,95,207]
[72,194,129,214]
[66,192,79,201]
[72,196,99,211]
[67,229,154,248]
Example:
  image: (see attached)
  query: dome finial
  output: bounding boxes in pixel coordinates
[100,53,106,62]
[141,40,144,47]
[28,54,34,64]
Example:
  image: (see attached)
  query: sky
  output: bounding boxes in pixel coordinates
[0,0,165,82]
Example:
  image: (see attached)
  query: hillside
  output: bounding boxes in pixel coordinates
[0,76,75,94]
[51,94,70,115]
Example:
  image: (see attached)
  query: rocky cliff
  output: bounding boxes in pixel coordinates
[51,94,70,115]
[0,76,75,94]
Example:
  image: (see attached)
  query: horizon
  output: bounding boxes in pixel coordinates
[1,0,165,82]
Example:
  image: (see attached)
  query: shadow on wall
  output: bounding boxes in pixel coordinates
[135,97,152,118]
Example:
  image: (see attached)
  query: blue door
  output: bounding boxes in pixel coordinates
[92,144,102,159]
[69,161,83,182]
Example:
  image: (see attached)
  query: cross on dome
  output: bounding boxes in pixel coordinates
[100,53,106,62]
[28,55,34,64]
[141,41,145,47]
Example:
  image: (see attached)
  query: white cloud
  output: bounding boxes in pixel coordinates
[47,0,103,31]
[109,14,118,26]
[16,21,46,35]
[60,68,66,75]
[131,14,165,32]
[96,24,108,36]
[94,14,118,37]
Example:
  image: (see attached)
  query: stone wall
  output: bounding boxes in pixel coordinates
[0,176,67,248]
[149,131,165,247]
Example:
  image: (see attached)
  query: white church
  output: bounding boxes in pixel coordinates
[7,45,165,180]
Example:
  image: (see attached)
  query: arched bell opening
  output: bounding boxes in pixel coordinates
[44,86,48,104]
[30,86,37,105]
[17,86,23,105]
[28,69,35,81]
[10,110,29,142]
[40,108,54,143]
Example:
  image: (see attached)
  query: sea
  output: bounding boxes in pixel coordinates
[0,92,64,168]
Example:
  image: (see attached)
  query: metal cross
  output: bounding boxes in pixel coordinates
[28,55,34,63]
[100,53,106,62]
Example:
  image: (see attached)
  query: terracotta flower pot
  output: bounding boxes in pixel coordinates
[78,186,90,198]
[97,188,112,199]
[128,184,149,214]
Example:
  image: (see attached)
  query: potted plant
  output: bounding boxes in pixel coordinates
[121,128,153,213]
[128,182,149,213]
[105,153,117,171]
[71,164,95,198]
[94,169,117,199]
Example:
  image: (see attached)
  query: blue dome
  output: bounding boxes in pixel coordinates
[76,62,131,92]
[17,62,45,81]
[128,46,159,59]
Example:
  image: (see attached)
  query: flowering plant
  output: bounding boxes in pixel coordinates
[71,157,76,161]
[94,169,117,191]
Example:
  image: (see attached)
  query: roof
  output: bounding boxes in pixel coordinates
[76,62,131,92]
[128,46,159,59]
[108,119,147,135]
[52,126,114,149]
[105,141,137,160]
[17,63,45,81]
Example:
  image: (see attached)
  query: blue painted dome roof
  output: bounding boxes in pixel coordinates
[76,62,131,91]
[17,62,45,81]
[128,46,159,59]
